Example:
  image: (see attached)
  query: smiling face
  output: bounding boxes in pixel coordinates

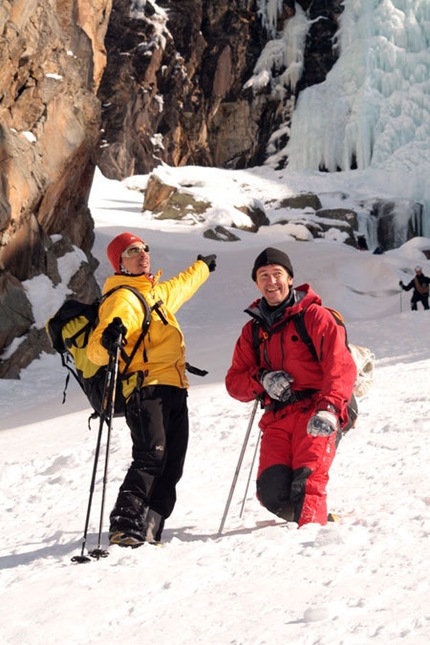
[255,264,293,306]
[120,242,151,276]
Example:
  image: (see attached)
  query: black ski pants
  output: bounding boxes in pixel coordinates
[116,384,189,520]
[411,293,429,310]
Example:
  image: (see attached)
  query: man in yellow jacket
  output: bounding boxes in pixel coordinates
[87,232,216,547]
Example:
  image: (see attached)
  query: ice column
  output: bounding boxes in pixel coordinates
[286,0,430,175]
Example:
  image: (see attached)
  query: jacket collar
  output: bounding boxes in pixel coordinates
[104,269,163,293]
[245,284,320,330]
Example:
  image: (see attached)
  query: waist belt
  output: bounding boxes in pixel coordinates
[264,388,319,412]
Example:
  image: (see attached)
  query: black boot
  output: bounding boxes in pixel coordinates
[109,491,147,548]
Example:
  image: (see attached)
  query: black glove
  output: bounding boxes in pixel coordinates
[399,280,403,288]
[101,317,127,353]
[198,254,217,272]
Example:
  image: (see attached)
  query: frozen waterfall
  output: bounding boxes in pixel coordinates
[286,0,430,176]
[256,0,430,236]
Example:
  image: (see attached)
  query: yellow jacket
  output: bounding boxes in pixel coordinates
[87,259,210,398]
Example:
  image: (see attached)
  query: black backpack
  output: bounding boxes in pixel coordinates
[46,286,155,419]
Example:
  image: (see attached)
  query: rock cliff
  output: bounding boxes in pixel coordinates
[97,0,343,178]
[0,0,112,376]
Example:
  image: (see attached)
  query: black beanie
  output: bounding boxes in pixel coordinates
[252,247,294,281]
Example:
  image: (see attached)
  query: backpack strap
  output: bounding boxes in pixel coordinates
[252,311,320,364]
[292,306,357,432]
[101,285,165,375]
[64,321,93,351]
[250,316,318,409]
[292,306,350,361]
[291,310,319,361]
[251,319,265,366]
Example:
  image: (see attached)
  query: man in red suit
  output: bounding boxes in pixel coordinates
[226,248,356,526]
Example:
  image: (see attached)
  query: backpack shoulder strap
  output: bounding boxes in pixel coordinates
[251,313,319,406]
[251,319,261,365]
[102,285,151,327]
[292,309,318,362]
[251,318,271,366]
[293,306,350,362]
[101,285,165,373]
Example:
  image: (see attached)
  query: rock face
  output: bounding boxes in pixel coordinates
[97,0,267,177]
[296,0,344,92]
[97,0,343,179]
[0,0,112,377]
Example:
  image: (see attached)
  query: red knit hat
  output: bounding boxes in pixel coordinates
[107,232,145,273]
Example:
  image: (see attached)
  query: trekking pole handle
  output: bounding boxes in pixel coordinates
[109,330,124,353]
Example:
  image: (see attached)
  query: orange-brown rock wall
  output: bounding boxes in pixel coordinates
[0,0,112,376]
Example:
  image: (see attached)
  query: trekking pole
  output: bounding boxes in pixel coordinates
[71,406,108,563]
[71,339,121,564]
[217,399,259,537]
[239,429,261,519]
[400,289,402,312]
[88,340,121,560]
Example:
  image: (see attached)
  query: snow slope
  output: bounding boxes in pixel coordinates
[1,168,430,644]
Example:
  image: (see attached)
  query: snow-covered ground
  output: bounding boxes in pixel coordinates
[1,167,430,644]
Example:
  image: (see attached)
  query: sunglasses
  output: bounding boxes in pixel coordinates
[121,243,150,258]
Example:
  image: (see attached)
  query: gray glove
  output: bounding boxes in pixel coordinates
[307,410,339,437]
[260,370,294,402]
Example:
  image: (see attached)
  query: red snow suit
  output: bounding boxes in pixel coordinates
[225,284,357,527]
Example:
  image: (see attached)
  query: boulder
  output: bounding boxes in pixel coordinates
[153,194,210,222]
[278,194,323,211]
[0,273,34,350]
[203,225,241,242]
[143,174,178,212]
[315,208,358,231]
[234,202,270,231]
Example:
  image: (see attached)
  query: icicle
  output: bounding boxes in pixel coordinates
[257,0,284,37]
[245,6,309,95]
